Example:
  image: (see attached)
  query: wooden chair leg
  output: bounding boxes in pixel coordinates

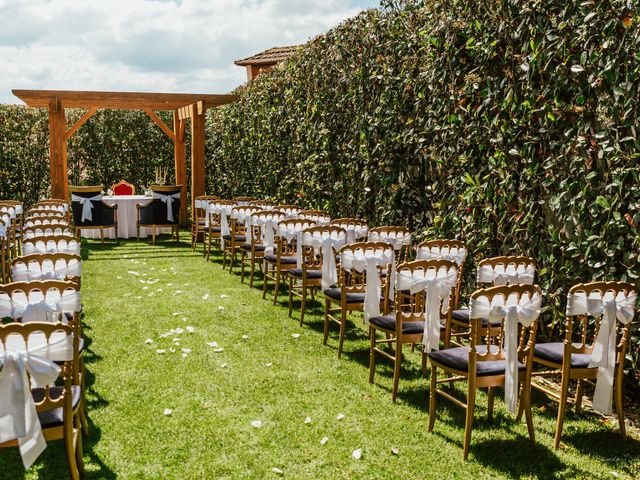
[152,225,156,245]
[615,375,627,439]
[463,382,477,461]
[523,378,536,445]
[369,327,376,383]
[487,387,495,423]
[229,247,236,273]
[99,227,104,243]
[273,270,281,305]
[288,276,294,317]
[262,262,269,299]
[300,282,307,326]
[240,251,247,282]
[323,299,330,346]
[421,352,427,377]
[249,256,256,287]
[554,369,571,449]
[428,364,437,432]
[337,308,347,358]
[574,379,585,414]
[392,340,402,402]
[64,416,80,480]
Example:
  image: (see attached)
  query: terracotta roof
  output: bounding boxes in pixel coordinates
[234,45,302,67]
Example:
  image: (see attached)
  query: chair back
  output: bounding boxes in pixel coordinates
[477,256,536,286]
[0,203,18,221]
[249,200,275,209]
[206,200,234,228]
[232,196,254,206]
[230,206,261,235]
[111,180,135,195]
[22,235,81,256]
[273,205,301,218]
[249,210,287,253]
[276,218,317,261]
[0,280,81,323]
[417,240,468,308]
[193,195,218,222]
[368,226,412,262]
[23,217,68,228]
[23,225,74,239]
[298,210,331,225]
[32,200,69,214]
[331,218,369,243]
[12,253,82,284]
[145,185,182,224]
[69,185,105,226]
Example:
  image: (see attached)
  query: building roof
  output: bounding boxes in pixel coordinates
[234,45,302,67]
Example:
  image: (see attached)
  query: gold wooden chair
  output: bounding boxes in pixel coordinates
[286,224,329,326]
[428,284,542,460]
[324,239,392,358]
[240,210,287,287]
[528,281,636,448]
[136,185,181,244]
[450,255,536,345]
[416,239,468,309]
[0,322,84,479]
[204,199,233,261]
[11,253,82,286]
[191,195,218,250]
[262,218,316,304]
[222,205,261,272]
[330,217,369,244]
[70,185,118,242]
[369,259,459,401]
[368,226,413,263]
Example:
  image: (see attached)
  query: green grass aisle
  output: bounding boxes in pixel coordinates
[1,235,639,479]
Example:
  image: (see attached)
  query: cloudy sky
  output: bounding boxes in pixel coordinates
[0,0,379,104]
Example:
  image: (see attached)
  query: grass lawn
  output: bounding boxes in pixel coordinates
[1,234,639,479]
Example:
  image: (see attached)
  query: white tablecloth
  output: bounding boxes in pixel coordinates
[80,195,172,239]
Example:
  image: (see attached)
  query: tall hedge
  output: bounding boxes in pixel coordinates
[205,0,640,382]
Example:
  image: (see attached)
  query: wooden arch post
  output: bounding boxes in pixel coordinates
[178,100,207,222]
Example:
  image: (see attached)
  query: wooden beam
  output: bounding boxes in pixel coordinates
[144,108,175,140]
[174,111,188,226]
[65,107,97,140]
[48,98,69,200]
[190,102,206,214]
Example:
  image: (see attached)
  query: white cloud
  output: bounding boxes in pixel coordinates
[0,0,378,104]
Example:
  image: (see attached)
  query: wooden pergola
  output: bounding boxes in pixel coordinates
[12,89,237,224]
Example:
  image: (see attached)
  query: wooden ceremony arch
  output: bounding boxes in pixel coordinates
[12,89,237,225]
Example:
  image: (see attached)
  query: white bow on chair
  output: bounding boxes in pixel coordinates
[396,267,458,352]
[152,192,180,222]
[566,290,636,415]
[0,291,81,323]
[470,293,541,414]
[417,246,467,266]
[0,332,74,468]
[71,194,101,222]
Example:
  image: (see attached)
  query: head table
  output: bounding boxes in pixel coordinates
[80,195,172,239]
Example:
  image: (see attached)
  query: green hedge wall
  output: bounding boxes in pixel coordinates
[205,0,640,383]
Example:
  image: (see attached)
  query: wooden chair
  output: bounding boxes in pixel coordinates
[286,223,333,325]
[262,219,316,304]
[529,281,636,448]
[428,284,542,460]
[191,195,218,250]
[369,259,459,401]
[136,185,181,244]
[22,235,81,256]
[298,209,331,225]
[240,210,287,287]
[416,239,468,310]
[368,226,412,263]
[331,217,369,244]
[324,239,392,358]
[111,179,135,195]
[12,253,82,286]
[70,185,118,242]
[0,322,84,479]
[450,256,536,345]
[204,200,234,261]
[222,205,261,272]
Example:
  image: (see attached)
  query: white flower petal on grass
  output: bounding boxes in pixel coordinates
[145,338,153,345]
[181,348,192,354]
[175,328,184,335]
[207,342,219,348]
[174,290,183,295]
[271,467,284,475]
[116,275,123,279]
[157,288,163,292]
[167,283,174,287]
[352,448,362,460]
[391,447,399,455]
[142,286,149,290]
[265,362,272,368]
[220,294,229,299]
[156,349,166,354]
[242,335,249,340]
[186,326,195,333]
[320,436,329,445]
[172,312,181,316]
[181,353,188,359]
[135,296,142,299]
[128,271,140,276]
[336,413,345,421]
[169,348,176,353]
[218,306,225,312]
[221,363,228,368]
[292,333,301,339]
[139,279,146,284]
[213,347,225,353]
[304,417,312,424]
[202,293,210,301]
[148,293,155,297]
[251,420,262,428]
[163,409,172,416]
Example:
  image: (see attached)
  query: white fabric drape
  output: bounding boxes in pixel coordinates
[302,230,347,291]
[71,194,102,222]
[335,225,368,244]
[477,263,535,285]
[340,246,395,322]
[470,292,542,413]
[566,290,636,415]
[12,259,82,283]
[22,239,81,256]
[368,231,412,250]
[417,245,467,266]
[396,266,458,351]
[248,213,286,255]
[152,192,180,222]
[0,331,74,468]
[0,290,81,323]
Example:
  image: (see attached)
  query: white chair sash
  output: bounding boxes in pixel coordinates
[368,231,412,250]
[477,263,535,285]
[0,331,74,468]
[210,204,233,249]
[71,194,102,222]
[15,204,24,215]
[396,266,458,352]
[566,290,636,415]
[340,246,395,322]
[250,213,286,255]
[0,206,17,220]
[0,290,81,323]
[417,245,467,266]
[336,225,368,244]
[302,231,347,291]
[0,224,6,238]
[470,292,542,414]
[152,192,180,222]
[23,239,81,256]
[12,260,82,283]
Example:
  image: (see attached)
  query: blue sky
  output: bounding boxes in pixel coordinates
[0,0,380,104]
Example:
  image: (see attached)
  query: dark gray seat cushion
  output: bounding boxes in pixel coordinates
[264,255,297,264]
[288,268,322,279]
[222,234,246,242]
[323,288,366,304]
[34,385,81,427]
[240,244,266,251]
[452,309,470,322]
[429,345,525,376]
[370,314,425,334]
[534,342,592,368]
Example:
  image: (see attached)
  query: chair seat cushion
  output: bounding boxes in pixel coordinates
[370,314,425,334]
[429,345,525,376]
[34,385,81,427]
[264,255,297,264]
[323,288,366,304]
[452,309,470,322]
[534,342,593,368]
[205,226,222,233]
[222,234,246,242]
[240,244,266,251]
[288,268,322,279]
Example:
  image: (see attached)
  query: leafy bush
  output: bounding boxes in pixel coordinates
[205,0,640,384]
